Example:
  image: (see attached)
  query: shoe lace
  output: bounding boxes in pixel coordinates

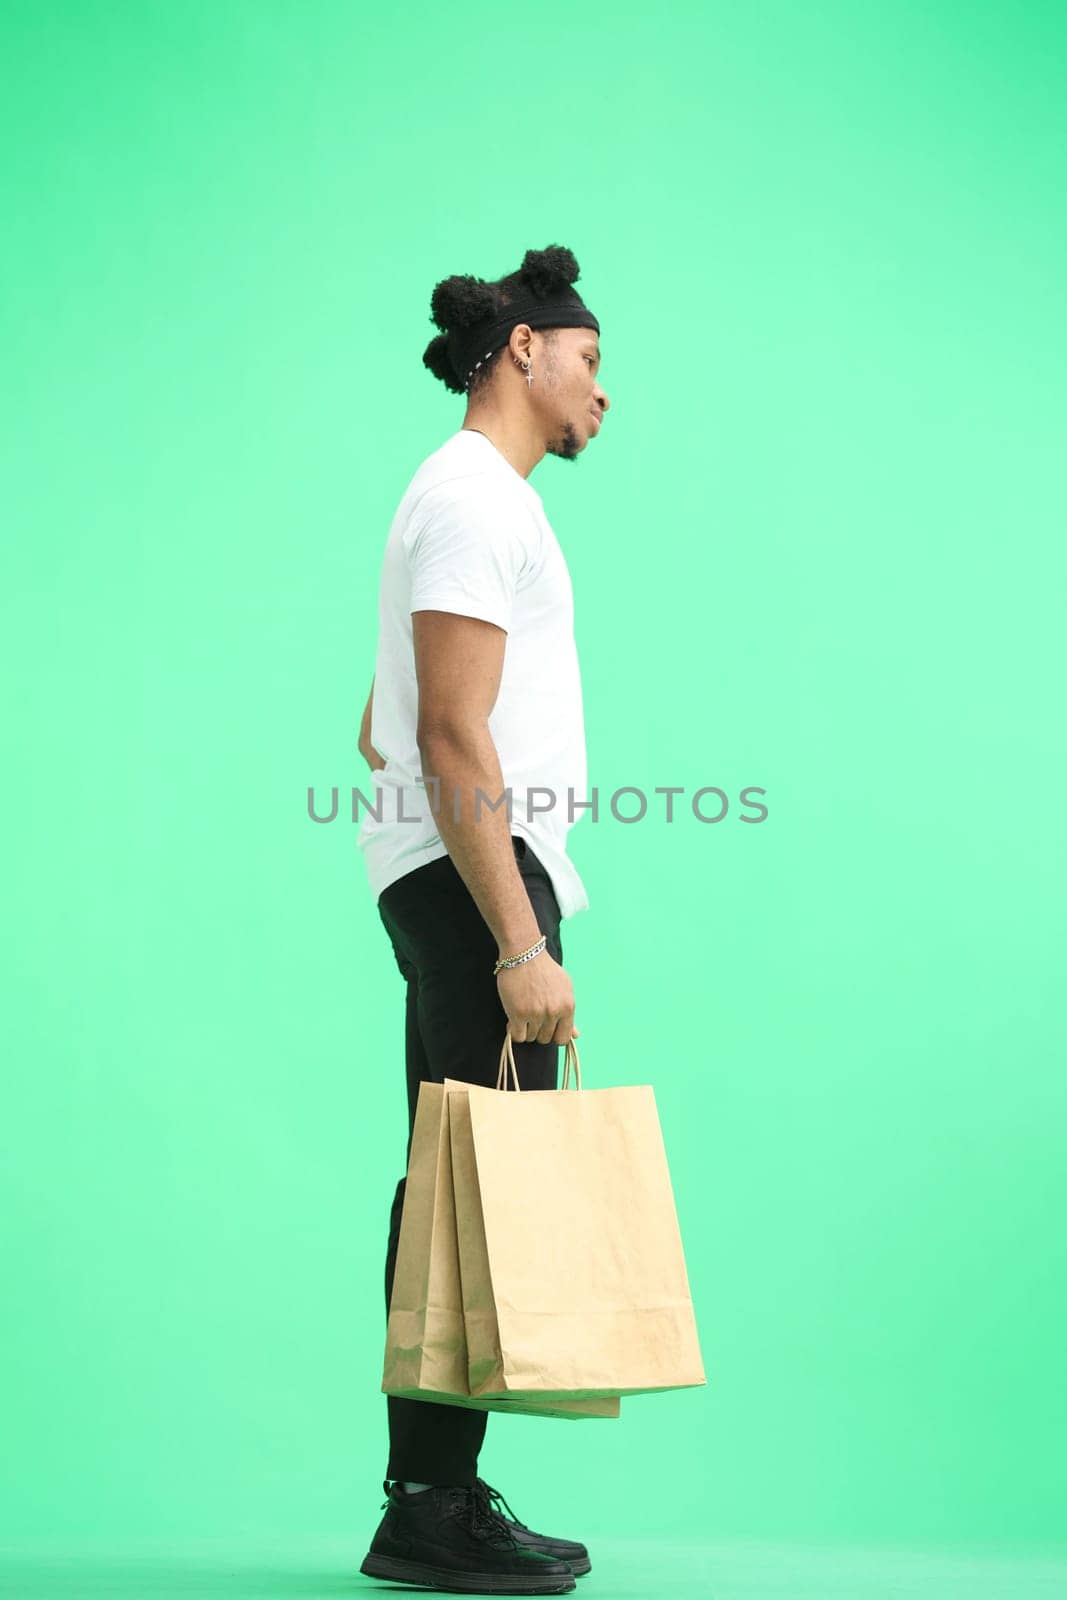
[475,1477,530,1532]
[450,1483,519,1549]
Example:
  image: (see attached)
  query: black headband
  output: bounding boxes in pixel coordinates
[447,297,600,390]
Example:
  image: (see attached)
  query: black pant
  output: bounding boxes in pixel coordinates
[377,835,564,1487]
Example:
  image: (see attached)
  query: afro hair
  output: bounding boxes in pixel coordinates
[422,245,584,396]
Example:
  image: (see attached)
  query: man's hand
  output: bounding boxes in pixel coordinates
[497,949,579,1046]
[359,676,386,770]
[411,609,581,1045]
[360,736,386,771]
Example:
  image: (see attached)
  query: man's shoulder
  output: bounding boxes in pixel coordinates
[409,465,509,516]
[401,429,487,496]
[402,456,536,545]
[405,431,538,512]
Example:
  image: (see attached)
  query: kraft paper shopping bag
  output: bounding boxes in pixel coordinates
[446,1034,707,1401]
[382,1077,619,1420]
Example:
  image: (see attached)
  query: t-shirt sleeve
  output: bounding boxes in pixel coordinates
[404,475,532,633]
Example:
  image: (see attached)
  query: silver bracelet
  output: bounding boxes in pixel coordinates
[493,934,547,976]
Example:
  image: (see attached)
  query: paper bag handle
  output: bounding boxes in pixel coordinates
[496,1030,582,1092]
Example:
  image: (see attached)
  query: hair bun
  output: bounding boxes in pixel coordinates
[421,331,467,396]
[519,245,581,297]
[429,274,497,334]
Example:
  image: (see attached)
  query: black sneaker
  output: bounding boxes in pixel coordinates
[359,1480,577,1594]
[474,1480,591,1578]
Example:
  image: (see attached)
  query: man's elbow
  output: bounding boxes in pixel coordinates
[416,713,489,761]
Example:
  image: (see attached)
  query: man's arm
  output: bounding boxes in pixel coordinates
[358,677,386,771]
[413,608,577,1047]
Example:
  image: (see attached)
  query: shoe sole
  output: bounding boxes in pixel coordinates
[359,1550,576,1593]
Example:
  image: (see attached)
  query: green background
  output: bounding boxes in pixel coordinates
[3,0,1065,1582]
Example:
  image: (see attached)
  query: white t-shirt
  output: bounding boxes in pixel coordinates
[357,428,590,919]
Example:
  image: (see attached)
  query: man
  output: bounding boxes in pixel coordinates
[356,245,611,1595]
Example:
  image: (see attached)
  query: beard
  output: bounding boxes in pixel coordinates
[544,418,582,462]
